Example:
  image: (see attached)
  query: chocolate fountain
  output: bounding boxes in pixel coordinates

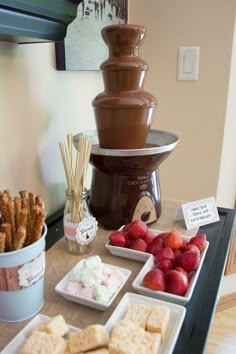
[74,24,179,229]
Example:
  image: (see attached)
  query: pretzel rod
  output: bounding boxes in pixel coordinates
[0,191,3,221]
[3,190,11,199]
[19,190,28,199]
[28,192,35,214]
[0,223,12,251]
[35,195,45,210]
[30,209,45,244]
[12,226,27,250]
[7,199,15,241]
[25,205,40,246]
[0,232,6,253]
[14,197,21,230]
[19,208,28,229]
[21,197,28,210]
[0,189,46,252]
[0,197,8,224]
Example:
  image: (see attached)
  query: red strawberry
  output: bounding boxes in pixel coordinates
[175,266,191,283]
[156,232,169,240]
[154,247,175,264]
[142,229,156,245]
[122,223,132,232]
[182,244,200,254]
[163,230,184,250]
[147,237,164,255]
[129,238,148,252]
[155,259,173,273]
[109,231,128,247]
[189,234,207,251]
[173,249,183,266]
[179,251,200,272]
[127,220,148,239]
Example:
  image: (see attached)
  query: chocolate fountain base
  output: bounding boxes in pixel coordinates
[90,168,161,230]
[73,129,179,230]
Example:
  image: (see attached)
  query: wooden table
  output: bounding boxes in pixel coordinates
[0,199,235,354]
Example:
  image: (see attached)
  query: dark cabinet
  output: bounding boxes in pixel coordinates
[0,0,82,43]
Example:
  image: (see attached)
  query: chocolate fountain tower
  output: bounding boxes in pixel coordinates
[73,24,179,229]
[92,24,158,149]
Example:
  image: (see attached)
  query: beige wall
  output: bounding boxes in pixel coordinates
[129,0,236,207]
[0,0,235,215]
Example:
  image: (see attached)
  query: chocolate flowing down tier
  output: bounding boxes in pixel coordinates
[92,24,158,149]
[73,130,179,229]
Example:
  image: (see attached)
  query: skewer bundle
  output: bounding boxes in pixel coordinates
[59,133,92,224]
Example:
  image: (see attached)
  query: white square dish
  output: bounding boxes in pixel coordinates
[1,314,80,354]
[55,260,131,311]
[105,241,151,262]
[105,292,186,354]
[132,239,209,305]
[105,228,166,262]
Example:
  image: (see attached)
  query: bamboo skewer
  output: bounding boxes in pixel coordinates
[59,133,92,253]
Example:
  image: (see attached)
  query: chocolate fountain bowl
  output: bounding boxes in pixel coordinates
[73,130,179,229]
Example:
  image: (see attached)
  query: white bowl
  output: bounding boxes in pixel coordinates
[105,228,166,262]
[132,239,209,305]
[105,292,186,354]
[1,314,80,354]
[55,260,131,311]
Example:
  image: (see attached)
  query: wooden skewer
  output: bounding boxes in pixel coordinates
[59,134,92,226]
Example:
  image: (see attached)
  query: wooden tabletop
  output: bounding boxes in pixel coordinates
[0,199,235,354]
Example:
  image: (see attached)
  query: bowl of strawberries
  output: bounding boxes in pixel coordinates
[106,220,209,305]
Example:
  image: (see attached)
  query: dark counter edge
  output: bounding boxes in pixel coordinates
[45,206,236,354]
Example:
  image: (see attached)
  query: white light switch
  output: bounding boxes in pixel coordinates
[178,47,199,81]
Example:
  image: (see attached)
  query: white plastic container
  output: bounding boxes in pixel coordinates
[0,224,47,322]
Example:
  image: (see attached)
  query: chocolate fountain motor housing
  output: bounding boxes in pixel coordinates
[73,130,179,229]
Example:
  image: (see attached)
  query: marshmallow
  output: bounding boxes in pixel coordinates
[93,284,112,302]
[83,255,102,269]
[65,281,83,295]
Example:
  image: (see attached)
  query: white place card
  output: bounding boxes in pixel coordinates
[181,197,220,230]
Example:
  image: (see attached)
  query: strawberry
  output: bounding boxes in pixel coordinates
[147,237,164,255]
[156,232,169,240]
[163,230,184,250]
[154,247,175,264]
[142,229,156,245]
[189,233,207,251]
[108,231,128,247]
[179,251,200,272]
[127,220,148,239]
[182,244,200,254]
[155,259,173,273]
[175,266,191,284]
[129,238,148,252]
[122,223,132,232]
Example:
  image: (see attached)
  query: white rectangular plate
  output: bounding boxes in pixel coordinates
[105,292,186,354]
[1,314,79,354]
[55,261,131,311]
[105,228,167,262]
[132,239,209,305]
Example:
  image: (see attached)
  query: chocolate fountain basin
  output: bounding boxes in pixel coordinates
[73,130,179,229]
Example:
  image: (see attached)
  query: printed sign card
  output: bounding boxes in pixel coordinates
[181,197,220,230]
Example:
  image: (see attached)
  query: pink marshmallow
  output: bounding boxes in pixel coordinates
[102,266,113,276]
[65,281,83,295]
[78,286,94,299]
[103,270,125,294]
